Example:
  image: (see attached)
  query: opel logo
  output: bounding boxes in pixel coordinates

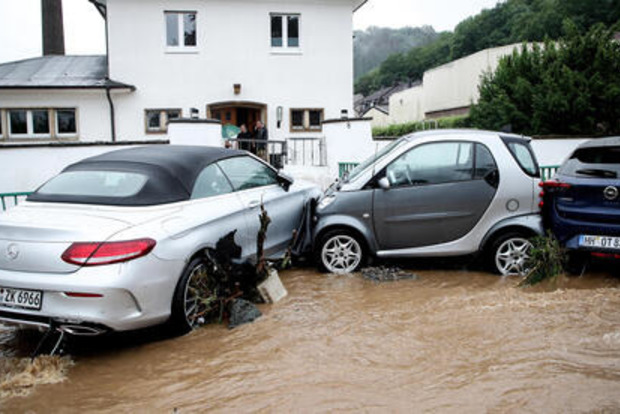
[604,186,619,201]
[6,243,19,261]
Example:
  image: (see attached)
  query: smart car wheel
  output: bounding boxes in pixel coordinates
[170,257,219,334]
[489,232,533,276]
[317,230,366,274]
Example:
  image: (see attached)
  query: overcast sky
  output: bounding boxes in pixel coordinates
[0,0,500,64]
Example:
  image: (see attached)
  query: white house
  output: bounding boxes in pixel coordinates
[0,0,368,193]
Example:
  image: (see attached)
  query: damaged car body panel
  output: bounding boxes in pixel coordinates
[0,146,320,335]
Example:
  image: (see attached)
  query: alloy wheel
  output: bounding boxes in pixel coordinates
[183,263,217,329]
[495,237,532,276]
[321,234,363,274]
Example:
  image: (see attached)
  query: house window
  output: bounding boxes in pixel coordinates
[145,109,182,133]
[271,14,300,49]
[165,11,197,50]
[290,108,323,132]
[56,109,77,136]
[3,108,77,140]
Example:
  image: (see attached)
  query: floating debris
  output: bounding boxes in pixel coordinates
[360,266,419,283]
[228,299,262,329]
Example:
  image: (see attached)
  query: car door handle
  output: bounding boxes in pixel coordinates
[247,200,261,209]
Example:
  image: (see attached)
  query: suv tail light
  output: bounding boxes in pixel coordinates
[538,180,572,209]
[62,239,156,267]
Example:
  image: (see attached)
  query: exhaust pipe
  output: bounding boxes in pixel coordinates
[57,324,107,336]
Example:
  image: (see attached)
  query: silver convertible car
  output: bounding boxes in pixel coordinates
[0,146,319,335]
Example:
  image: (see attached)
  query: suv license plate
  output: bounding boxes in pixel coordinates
[579,235,620,250]
[0,287,43,310]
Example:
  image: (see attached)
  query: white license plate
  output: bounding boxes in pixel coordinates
[579,235,620,250]
[0,286,43,310]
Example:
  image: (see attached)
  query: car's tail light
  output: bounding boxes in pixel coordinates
[62,239,156,267]
[538,180,572,209]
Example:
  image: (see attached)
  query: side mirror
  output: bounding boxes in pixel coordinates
[378,177,391,190]
[277,170,294,191]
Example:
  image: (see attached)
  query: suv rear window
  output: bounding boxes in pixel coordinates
[501,137,540,177]
[559,146,620,178]
[37,171,148,197]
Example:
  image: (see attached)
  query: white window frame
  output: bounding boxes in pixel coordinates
[165,11,198,53]
[55,108,78,138]
[145,109,182,133]
[270,13,301,54]
[7,109,51,139]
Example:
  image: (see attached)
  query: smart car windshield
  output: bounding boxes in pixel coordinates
[345,137,408,183]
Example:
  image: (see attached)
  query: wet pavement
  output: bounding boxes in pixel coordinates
[2,267,620,412]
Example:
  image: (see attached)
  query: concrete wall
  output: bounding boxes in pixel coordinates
[167,120,222,146]
[107,0,355,142]
[531,138,588,167]
[389,84,425,124]
[363,108,391,128]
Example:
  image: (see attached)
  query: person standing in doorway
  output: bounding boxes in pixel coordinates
[237,124,252,151]
[254,120,268,158]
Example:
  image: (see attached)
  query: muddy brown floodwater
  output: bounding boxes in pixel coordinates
[2,268,620,412]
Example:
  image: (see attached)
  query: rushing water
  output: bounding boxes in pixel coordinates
[1,267,620,412]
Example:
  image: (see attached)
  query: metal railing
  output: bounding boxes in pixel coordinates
[1,192,31,212]
[226,139,287,169]
[339,162,360,178]
[287,137,326,167]
[540,165,560,181]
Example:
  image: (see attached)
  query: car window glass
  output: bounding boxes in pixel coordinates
[474,144,498,179]
[506,142,538,176]
[559,146,620,177]
[347,137,407,182]
[217,156,278,191]
[191,164,233,199]
[386,142,474,187]
[37,171,148,197]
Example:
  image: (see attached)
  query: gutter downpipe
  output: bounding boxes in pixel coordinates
[105,85,117,143]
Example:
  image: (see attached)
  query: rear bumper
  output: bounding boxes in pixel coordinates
[549,213,620,253]
[0,255,184,333]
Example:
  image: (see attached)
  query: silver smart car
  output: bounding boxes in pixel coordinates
[0,146,319,335]
[313,130,543,276]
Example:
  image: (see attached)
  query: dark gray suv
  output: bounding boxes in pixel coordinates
[313,130,543,276]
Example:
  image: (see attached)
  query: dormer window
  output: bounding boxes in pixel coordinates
[271,13,300,50]
[165,11,197,52]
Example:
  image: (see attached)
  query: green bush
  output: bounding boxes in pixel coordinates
[520,233,566,287]
[372,115,471,138]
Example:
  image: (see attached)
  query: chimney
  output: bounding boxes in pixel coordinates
[41,0,65,55]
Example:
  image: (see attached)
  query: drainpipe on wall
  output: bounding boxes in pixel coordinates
[105,86,117,142]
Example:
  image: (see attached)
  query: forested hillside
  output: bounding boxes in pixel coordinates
[353,26,440,79]
[355,0,620,96]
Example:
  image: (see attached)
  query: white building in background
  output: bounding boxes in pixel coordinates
[0,0,368,193]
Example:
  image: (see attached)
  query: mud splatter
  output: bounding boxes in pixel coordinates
[0,355,73,400]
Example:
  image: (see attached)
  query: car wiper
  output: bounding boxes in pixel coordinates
[575,168,618,178]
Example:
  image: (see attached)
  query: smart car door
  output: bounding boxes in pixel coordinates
[372,141,499,250]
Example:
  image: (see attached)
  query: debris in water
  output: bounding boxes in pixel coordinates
[360,266,419,283]
[0,356,73,400]
[228,299,262,329]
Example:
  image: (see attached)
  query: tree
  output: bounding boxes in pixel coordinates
[470,22,620,136]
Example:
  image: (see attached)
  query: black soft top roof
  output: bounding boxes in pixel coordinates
[28,145,247,206]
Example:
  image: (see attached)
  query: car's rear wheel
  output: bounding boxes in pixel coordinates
[317,229,366,274]
[488,232,533,276]
[170,257,219,334]
[565,251,589,275]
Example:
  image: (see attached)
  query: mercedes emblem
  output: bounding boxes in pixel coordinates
[6,243,19,261]
[604,186,619,201]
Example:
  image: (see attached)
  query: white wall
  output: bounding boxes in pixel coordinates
[168,121,222,146]
[323,118,386,177]
[108,0,355,142]
[389,84,425,124]
[423,43,522,115]
[0,89,115,142]
[364,108,391,128]
[531,138,588,167]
